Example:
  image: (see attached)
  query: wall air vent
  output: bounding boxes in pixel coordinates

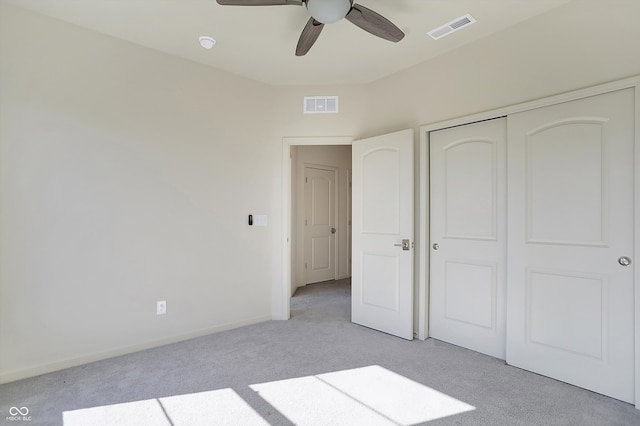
[428,14,476,40]
[304,96,339,114]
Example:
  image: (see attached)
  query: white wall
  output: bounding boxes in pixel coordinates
[291,145,352,291]
[0,4,281,383]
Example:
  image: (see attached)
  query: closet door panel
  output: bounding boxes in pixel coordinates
[506,89,635,403]
[430,118,507,359]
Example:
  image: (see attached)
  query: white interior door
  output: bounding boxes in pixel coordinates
[506,89,635,403]
[304,166,336,284]
[429,118,507,359]
[352,129,414,340]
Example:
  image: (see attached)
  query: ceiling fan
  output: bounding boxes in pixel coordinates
[216,0,405,56]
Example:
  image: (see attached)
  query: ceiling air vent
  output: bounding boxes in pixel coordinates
[304,96,339,114]
[428,14,476,40]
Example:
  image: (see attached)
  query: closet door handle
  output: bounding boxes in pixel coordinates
[619,256,632,266]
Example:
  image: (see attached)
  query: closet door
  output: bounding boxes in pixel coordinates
[506,89,635,403]
[430,118,507,359]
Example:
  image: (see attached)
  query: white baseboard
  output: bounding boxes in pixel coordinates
[0,315,271,385]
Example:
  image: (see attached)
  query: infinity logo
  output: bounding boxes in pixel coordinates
[9,407,29,416]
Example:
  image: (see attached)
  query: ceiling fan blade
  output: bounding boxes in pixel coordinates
[216,0,303,5]
[346,3,404,42]
[296,18,324,56]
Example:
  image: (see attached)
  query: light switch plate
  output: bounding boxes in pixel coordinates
[253,215,268,226]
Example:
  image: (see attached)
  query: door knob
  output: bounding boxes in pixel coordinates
[618,256,632,266]
[394,239,410,251]
[433,243,439,250]
[331,227,336,234]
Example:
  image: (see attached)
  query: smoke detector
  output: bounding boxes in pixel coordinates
[199,36,216,49]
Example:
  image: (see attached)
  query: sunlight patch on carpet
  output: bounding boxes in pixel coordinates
[63,388,269,426]
[250,365,475,425]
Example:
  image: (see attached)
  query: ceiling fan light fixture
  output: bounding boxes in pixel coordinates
[198,36,216,49]
[306,0,351,24]
[216,0,404,56]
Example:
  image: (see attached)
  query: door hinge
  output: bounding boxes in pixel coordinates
[305,219,308,226]
[305,262,308,269]
[305,177,308,183]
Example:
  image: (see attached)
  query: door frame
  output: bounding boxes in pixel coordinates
[419,75,640,408]
[300,163,339,285]
[279,136,353,321]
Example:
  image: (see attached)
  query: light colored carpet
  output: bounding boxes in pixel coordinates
[1,278,639,425]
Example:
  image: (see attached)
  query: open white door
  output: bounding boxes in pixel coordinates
[352,129,414,340]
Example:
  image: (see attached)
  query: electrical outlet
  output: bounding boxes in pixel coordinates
[157,300,166,315]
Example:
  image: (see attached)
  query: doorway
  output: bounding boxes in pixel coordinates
[281,130,416,341]
[280,137,353,322]
[290,145,352,293]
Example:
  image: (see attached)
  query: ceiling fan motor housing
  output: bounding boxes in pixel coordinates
[306,0,352,24]
[216,0,404,56]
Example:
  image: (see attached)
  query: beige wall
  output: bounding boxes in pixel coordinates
[0,4,284,383]
[2,0,640,383]
[363,0,640,137]
[274,86,368,138]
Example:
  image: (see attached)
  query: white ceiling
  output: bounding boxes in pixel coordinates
[3,0,571,86]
